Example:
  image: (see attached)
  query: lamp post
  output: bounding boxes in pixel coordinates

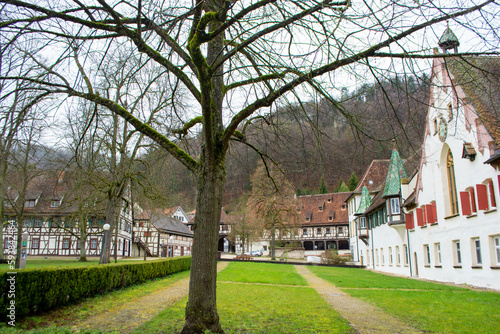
[100,223,111,264]
[169,235,174,257]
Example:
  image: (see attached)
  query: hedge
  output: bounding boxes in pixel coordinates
[0,256,191,321]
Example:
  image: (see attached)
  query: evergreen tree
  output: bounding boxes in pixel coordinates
[347,172,359,191]
[319,179,328,194]
[335,179,349,193]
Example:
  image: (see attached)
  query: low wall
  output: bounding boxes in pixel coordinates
[275,247,305,259]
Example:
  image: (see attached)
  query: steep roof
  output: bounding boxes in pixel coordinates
[296,192,349,226]
[382,147,408,197]
[352,159,390,194]
[153,216,193,236]
[446,56,500,145]
[355,186,373,215]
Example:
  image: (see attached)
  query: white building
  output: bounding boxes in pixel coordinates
[348,29,500,290]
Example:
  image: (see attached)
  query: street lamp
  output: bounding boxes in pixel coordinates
[169,235,174,257]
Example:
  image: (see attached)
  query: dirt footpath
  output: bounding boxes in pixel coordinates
[295,265,423,334]
[73,262,229,333]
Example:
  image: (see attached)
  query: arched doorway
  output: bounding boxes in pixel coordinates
[326,241,337,249]
[315,241,325,250]
[303,241,314,250]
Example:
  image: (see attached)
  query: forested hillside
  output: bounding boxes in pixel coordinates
[139,75,429,212]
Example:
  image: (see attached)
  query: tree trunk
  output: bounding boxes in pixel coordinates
[99,196,117,264]
[182,157,225,334]
[79,235,87,262]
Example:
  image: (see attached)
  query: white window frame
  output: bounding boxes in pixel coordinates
[403,244,408,266]
[453,240,462,266]
[395,246,400,265]
[494,236,500,266]
[359,217,367,229]
[434,243,442,266]
[471,238,482,266]
[424,244,431,266]
[390,198,400,215]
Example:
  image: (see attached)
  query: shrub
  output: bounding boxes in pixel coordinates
[0,256,191,322]
[321,250,347,266]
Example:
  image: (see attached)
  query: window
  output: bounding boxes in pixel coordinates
[388,247,393,265]
[446,150,459,215]
[396,246,400,265]
[338,226,343,234]
[453,240,462,266]
[90,238,98,250]
[375,249,379,265]
[33,218,43,228]
[390,198,400,214]
[424,244,431,266]
[403,244,409,265]
[328,216,333,221]
[434,243,442,266]
[50,200,60,208]
[31,238,39,249]
[25,199,36,207]
[317,228,322,235]
[472,238,482,266]
[302,228,307,236]
[318,206,323,212]
[62,238,70,249]
[359,217,367,228]
[366,250,370,265]
[381,248,385,265]
[326,227,331,235]
[448,102,453,121]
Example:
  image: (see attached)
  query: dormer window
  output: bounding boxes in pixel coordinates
[51,199,61,208]
[328,216,333,221]
[25,199,36,208]
[318,206,323,212]
[341,204,346,210]
[390,198,400,214]
[327,198,332,203]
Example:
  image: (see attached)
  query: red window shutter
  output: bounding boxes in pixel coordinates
[422,206,427,224]
[405,213,414,229]
[425,204,434,224]
[416,208,424,226]
[476,184,489,210]
[489,180,496,208]
[469,188,477,213]
[431,202,437,223]
[460,192,472,216]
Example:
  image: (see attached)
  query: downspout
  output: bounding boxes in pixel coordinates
[370,218,375,269]
[407,227,413,277]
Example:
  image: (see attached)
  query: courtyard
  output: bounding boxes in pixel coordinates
[2,260,499,333]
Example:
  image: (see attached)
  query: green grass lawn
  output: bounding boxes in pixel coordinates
[0,270,191,333]
[134,262,354,334]
[3,261,499,334]
[217,261,308,286]
[309,266,500,334]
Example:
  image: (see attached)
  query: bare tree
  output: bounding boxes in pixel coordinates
[0,0,498,332]
[246,163,298,260]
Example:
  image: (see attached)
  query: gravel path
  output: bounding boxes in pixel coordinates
[73,262,229,333]
[295,265,423,334]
